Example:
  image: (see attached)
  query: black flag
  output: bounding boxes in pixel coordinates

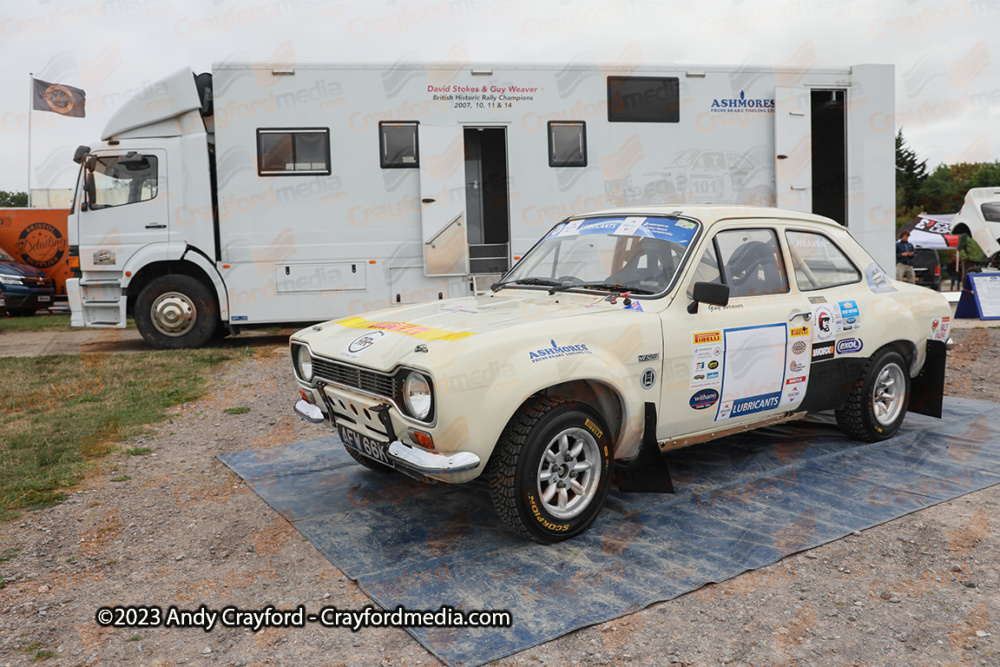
[32,78,86,118]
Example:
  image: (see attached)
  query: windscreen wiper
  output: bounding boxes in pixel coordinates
[490,277,564,292]
[547,281,655,295]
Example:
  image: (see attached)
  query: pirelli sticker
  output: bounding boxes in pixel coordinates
[691,330,724,389]
[693,330,722,345]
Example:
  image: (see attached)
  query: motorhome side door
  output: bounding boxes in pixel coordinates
[78,149,169,271]
[774,87,812,214]
[418,125,470,276]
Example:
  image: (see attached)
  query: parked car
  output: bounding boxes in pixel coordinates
[291,206,951,543]
[913,248,942,291]
[0,246,56,316]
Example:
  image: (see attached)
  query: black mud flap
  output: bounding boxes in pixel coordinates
[613,402,674,494]
[910,339,947,419]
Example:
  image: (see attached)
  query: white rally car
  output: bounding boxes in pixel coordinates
[291,206,951,543]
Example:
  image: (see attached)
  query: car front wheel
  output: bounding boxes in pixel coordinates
[835,346,910,442]
[489,396,612,543]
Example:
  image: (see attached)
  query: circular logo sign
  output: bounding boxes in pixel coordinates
[41,84,78,115]
[690,388,719,410]
[348,330,386,354]
[15,222,65,269]
[792,340,807,355]
[640,367,657,390]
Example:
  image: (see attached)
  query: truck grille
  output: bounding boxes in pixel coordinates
[312,356,398,399]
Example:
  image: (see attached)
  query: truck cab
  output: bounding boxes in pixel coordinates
[68,69,225,348]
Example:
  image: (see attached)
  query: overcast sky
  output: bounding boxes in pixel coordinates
[2,0,997,194]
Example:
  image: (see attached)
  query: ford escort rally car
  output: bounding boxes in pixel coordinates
[291,206,952,543]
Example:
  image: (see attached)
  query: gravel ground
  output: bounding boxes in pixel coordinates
[1,324,999,667]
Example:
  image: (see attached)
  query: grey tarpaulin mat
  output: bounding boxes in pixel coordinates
[218,397,1000,667]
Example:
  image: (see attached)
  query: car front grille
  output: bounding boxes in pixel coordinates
[311,356,398,400]
[24,276,52,288]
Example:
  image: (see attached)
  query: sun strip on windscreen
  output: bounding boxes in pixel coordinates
[546,216,698,246]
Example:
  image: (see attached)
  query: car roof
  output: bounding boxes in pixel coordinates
[575,205,844,231]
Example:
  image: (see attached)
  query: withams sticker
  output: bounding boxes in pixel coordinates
[690,389,719,410]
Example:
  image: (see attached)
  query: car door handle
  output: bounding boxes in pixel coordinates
[145,223,166,229]
[789,311,811,322]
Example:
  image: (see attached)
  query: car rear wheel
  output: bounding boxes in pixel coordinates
[135,275,218,349]
[489,396,612,543]
[835,347,910,442]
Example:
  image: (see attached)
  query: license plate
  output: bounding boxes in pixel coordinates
[38,296,51,302]
[337,424,394,468]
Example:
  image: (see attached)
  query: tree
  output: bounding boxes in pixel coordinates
[896,130,927,211]
[0,191,28,207]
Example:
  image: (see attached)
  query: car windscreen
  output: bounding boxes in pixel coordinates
[501,216,700,296]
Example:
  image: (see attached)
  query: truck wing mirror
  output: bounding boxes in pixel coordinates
[687,281,730,314]
[73,145,91,164]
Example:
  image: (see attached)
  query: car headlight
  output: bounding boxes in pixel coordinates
[295,345,314,383]
[403,370,432,421]
[0,274,24,286]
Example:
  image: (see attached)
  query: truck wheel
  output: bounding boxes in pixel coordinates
[835,347,910,442]
[343,445,395,474]
[490,396,612,543]
[135,275,218,349]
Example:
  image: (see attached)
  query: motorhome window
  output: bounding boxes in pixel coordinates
[607,76,680,123]
[548,121,587,167]
[257,129,331,176]
[87,155,158,209]
[379,121,419,168]
[982,202,1000,223]
[785,230,861,291]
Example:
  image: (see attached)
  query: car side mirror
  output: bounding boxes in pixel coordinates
[687,281,730,314]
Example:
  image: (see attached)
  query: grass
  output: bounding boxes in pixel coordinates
[126,446,152,456]
[0,347,249,521]
[0,314,74,332]
[0,315,137,333]
[224,406,250,415]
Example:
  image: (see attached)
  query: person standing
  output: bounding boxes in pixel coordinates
[896,230,916,283]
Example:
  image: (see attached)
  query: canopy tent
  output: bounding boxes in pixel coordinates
[901,213,960,249]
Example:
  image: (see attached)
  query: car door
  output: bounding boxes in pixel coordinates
[659,223,814,442]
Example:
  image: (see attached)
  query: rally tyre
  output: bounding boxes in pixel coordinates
[135,275,218,349]
[489,396,612,543]
[835,346,910,442]
[343,444,396,474]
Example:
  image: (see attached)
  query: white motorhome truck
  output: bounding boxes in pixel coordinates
[66,62,895,348]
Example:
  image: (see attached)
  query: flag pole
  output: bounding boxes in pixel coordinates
[27,73,32,207]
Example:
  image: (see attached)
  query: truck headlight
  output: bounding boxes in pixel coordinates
[0,274,24,286]
[295,345,314,383]
[403,370,432,421]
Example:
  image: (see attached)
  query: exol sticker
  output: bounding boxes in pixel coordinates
[791,340,807,355]
[638,353,659,362]
[812,342,835,362]
[689,388,719,410]
[836,338,864,355]
[640,367,657,390]
[529,339,592,363]
[812,305,836,342]
[339,330,387,360]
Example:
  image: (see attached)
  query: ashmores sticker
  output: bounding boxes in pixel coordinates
[529,339,591,363]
